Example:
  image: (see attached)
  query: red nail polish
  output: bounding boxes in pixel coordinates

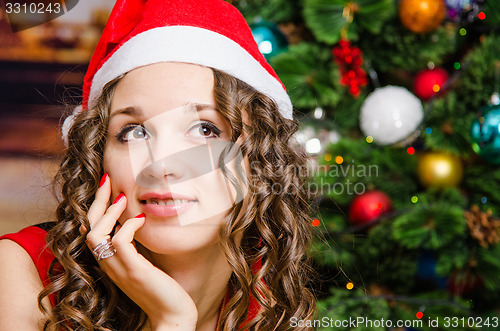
[113,193,125,204]
[135,213,146,218]
[99,173,108,188]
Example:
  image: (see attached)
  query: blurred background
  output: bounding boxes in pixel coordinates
[1,0,500,329]
[0,0,114,234]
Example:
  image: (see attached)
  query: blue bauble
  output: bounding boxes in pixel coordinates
[250,21,288,60]
[471,104,500,164]
[415,250,447,288]
[446,0,473,11]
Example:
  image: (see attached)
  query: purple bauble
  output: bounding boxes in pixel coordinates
[445,0,472,21]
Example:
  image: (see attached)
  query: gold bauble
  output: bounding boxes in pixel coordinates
[417,152,463,188]
[399,0,446,34]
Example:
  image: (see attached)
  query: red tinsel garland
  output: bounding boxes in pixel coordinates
[332,39,369,98]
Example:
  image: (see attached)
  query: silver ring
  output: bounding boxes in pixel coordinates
[92,238,116,261]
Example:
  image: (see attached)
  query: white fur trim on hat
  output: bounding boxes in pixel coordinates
[61,105,83,147]
[89,26,293,120]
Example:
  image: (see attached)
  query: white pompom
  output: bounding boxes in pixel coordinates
[359,86,424,145]
[61,105,83,147]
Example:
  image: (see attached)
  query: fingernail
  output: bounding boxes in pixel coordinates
[99,173,108,188]
[135,213,146,218]
[113,193,125,204]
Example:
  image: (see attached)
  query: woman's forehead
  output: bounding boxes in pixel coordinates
[111,62,215,113]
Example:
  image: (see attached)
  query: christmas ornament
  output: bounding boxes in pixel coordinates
[414,67,449,101]
[447,267,483,296]
[399,0,447,34]
[446,0,473,21]
[332,39,369,98]
[447,0,486,23]
[416,152,463,188]
[464,205,500,248]
[470,104,500,164]
[349,190,394,226]
[415,250,447,288]
[250,21,288,60]
[359,86,424,145]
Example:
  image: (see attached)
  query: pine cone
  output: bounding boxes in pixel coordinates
[464,205,500,248]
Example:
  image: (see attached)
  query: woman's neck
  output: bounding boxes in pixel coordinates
[139,243,232,331]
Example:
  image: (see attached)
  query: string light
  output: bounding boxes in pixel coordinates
[425,127,432,134]
[335,156,344,164]
[313,107,324,119]
[407,147,415,155]
[366,136,374,143]
[306,138,321,154]
[459,28,467,36]
[324,153,332,162]
[478,12,486,20]
[411,196,418,203]
[346,282,354,290]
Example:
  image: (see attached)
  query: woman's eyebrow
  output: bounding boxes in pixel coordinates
[111,104,215,117]
[185,102,217,113]
[110,106,143,118]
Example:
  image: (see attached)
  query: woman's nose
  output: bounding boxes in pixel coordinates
[134,140,241,189]
[135,140,189,188]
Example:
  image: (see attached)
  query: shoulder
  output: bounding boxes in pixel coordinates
[0,223,56,281]
[0,238,51,329]
[0,237,42,271]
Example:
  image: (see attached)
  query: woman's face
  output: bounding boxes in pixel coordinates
[104,62,248,254]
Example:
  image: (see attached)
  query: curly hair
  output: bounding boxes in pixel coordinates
[39,68,317,330]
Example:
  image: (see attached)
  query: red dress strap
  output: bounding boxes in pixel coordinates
[0,225,57,306]
[218,256,263,330]
[219,283,262,330]
[247,256,263,323]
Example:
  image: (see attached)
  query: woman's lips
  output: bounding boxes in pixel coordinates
[140,199,197,217]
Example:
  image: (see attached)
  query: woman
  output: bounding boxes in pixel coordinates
[0,0,316,330]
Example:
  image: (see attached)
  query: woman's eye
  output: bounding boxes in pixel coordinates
[117,125,150,142]
[189,122,222,139]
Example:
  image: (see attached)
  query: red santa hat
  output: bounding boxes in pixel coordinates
[62,0,292,144]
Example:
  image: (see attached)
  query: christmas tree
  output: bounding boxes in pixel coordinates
[234,0,500,329]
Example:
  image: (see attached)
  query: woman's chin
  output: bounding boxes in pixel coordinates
[133,224,220,255]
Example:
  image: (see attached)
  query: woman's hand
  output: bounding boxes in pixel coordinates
[84,174,198,330]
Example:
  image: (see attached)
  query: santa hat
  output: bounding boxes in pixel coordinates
[62,0,292,145]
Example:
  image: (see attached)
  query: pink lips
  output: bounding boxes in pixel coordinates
[141,201,197,217]
[139,192,198,217]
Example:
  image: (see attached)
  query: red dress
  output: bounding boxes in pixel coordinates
[0,223,262,329]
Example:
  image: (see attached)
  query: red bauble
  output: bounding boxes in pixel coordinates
[447,269,483,296]
[349,190,394,225]
[414,67,449,101]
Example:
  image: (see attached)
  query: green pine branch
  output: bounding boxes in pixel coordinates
[270,42,344,109]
